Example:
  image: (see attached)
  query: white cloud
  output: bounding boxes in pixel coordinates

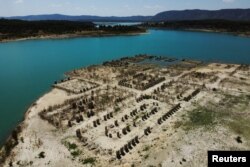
[222,0,235,3]
[14,0,23,4]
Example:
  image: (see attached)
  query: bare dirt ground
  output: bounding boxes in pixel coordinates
[1,55,249,167]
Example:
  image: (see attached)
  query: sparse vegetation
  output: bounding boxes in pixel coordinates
[2,55,249,167]
[184,107,216,130]
[143,145,150,152]
[182,93,250,143]
[68,143,77,150]
[71,150,81,158]
[82,157,96,165]
[227,118,250,141]
[62,140,82,158]
[173,121,182,129]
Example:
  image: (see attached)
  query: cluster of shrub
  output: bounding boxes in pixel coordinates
[0,19,94,38]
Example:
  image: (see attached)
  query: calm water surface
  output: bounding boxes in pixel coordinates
[0,29,250,145]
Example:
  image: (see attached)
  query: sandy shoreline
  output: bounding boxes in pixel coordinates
[0,88,55,164]
[0,31,148,43]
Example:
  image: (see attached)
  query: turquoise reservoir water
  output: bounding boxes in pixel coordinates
[0,29,250,145]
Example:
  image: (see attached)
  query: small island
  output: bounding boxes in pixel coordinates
[0,55,249,167]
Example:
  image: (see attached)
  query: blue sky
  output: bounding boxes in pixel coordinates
[1,0,250,17]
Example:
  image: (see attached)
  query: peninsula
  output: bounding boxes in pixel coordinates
[0,19,146,42]
[0,55,249,167]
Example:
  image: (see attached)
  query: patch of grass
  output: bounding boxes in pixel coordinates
[190,108,214,125]
[182,93,250,138]
[61,140,82,158]
[246,95,250,100]
[227,118,250,141]
[68,143,77,150]
[71,150,81,158]
[183,107,216,130]
[82,157,96,165]
[62,141,77,151]
[181,93,250,145]
[216,94,250,140]
[173,121,182,129]
[221,94,250,110]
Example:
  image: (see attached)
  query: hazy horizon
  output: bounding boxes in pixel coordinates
[2,8,250,18]
[1,0,250,17]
